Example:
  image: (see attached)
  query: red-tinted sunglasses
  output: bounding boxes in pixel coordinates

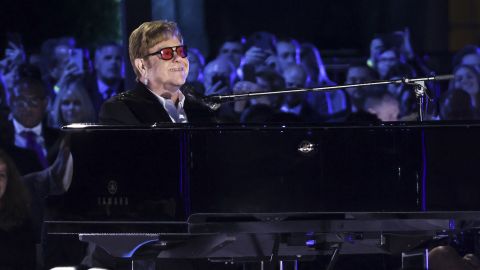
[144,45,188,60]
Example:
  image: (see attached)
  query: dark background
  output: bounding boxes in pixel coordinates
[0,0,476,74]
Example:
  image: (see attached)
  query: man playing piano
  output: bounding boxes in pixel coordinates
[99,20,212,125]
[85,20,213,270]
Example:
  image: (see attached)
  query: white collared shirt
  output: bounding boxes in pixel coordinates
[148,89,188,123]
[13,119,47,156]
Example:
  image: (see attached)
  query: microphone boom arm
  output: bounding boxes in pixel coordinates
[203,74,454,121]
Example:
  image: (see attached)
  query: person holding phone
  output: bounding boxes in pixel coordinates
[0,33,26,93]
[99,20,213,125]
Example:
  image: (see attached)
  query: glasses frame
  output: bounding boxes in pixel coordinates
[143,45,188,61]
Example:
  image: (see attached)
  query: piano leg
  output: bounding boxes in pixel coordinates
[401,249,428,269]
[326,244,342,270]
[131,259,155,270]
[267,235,280,270]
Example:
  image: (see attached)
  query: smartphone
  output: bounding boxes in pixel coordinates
[242,64,257,83]
[212,74,229,87]
[70,48,84,72]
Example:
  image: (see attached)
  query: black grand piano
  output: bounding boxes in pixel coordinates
[45,122,480,269]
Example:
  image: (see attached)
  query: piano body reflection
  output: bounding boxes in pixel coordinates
[45,122,480,267]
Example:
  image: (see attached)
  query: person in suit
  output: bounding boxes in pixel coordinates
[99,20,212,125]
[87,42,125,113]
[7,77,61,169]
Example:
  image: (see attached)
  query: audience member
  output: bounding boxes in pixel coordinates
[87,42,124,112]
[367,34,386,69]
[41,37,79,94]
[452,45,480,73]
[385,63,417,118]
[439,89,476,120]
[49,78,97,128]
[376,48,400,79]
[279,64,321,122]
[364,91,400,121]
[7,77,61,169]
[186,47,205,83]
[0,149,36,270]
[240,103,276,123]
[185,47,207,94]
[217,39,244,69]
[203,56,236,96]
[243,31,277,71]
[254,66,285,108]
[275,38,299,74]
[300,42,334,87]
[450,65,480,110]
[0,37,27,95]
[344,65,378,113]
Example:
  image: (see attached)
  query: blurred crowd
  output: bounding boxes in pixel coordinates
[1,29,480,132]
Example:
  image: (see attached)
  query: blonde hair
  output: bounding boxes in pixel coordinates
[49,79,96,127]
[129,20,184,79]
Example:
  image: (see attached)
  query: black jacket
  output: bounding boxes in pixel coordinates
[99,82,214,125]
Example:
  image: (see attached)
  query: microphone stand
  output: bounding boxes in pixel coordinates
[203,74,453,122]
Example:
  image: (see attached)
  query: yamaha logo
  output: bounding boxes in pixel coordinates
[297,140,316,155]
[107,180,118,195]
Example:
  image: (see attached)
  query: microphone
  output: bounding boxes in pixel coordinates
[433,74,454,81]
[402,74,454,84]
[180,84,221,111]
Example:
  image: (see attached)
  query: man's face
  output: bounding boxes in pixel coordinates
[10,83,48,128]
[284,68,307,89]
[50,45,72,80]
[454,67,479,96]
[345,67,373,98]
[219,42,243,68]
[95,45,123,82]
[376,50,398,79]
[276,42,297,72]
[144,37,189,93]
[283,67,307,106]
[369,38,384,61]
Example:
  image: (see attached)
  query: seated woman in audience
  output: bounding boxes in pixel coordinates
[449,64,480,116]
[49,78,96,128]
[439,89,476,120]
[185,48,206,95]
[452,45,480,73]
[0,149,36,269]
[300,42,334,87]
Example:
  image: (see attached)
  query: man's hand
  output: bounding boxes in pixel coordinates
[232,80,261,112]
[0,41,26,89]
[205,80,230,96]
[396,27,414,60]
[244,46,270,66]
[50,136,73,193]
[5,41,26,66]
